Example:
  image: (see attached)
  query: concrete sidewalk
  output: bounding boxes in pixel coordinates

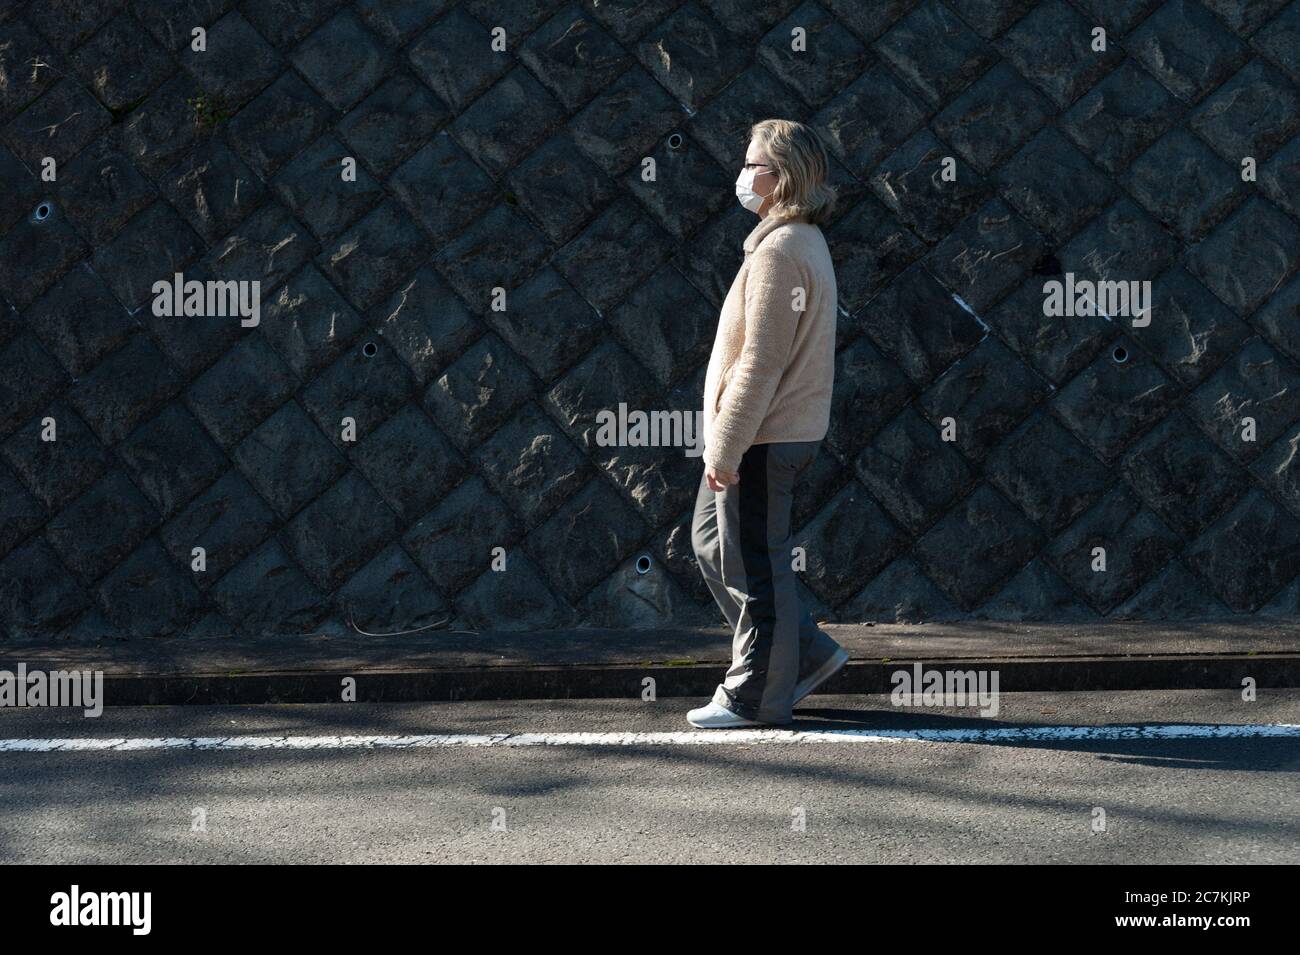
[0,620,1297,705]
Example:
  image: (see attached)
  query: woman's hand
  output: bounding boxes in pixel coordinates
[706,464,739,492]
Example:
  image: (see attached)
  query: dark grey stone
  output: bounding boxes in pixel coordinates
[1125,128,1246,241]
[371,266,483,387]
[797,482,909,606]
[1137,265,1252,386]
[115,402,226,518]
[860,264,986,387]
[422,332,539,451]
[824,195,925,312]
[550,196,674,314]
[475,401,588,527]
[1042,484,1182,613]
[237,0,340,48]
[1,399,109,511]
[917,335,1050,463]
[1058,197,1179,283]
[335,542,447,634]
[316,198,425,310]
[1189,58,1300,163]
[985,412,1112,534]
[996,127,1116,243]
[925,199,1047,313]
[1252,271,1300,365]
[209,537,328,633]
[1186,335,1300,461]
[55,135,159,245]
[1185,196,1300,315]
[257,264,365,379]
[876,1,997,109]
[823,334,915,462]
[273,133,383,243]
[0,205,88,309]
[283,468,401,591]
[0,464,45,560]
[931,62,1054,173]
[401,475,524,595]
[854,405,976,535]
[44,469,159,585]
[485,266,603,383]
[634,2,749,109]
[567,65,680,176]
[225,71,335,180]
[1121,411,1249,539]
[160,136,264,243]
[184,334,297,448]
[0,538,90,637]
[607,263,715,389]
[336,71,449,178]
[453,551,575,631]
[389,131,497,244]
[204,202,316,294]
[915,480,1045,608]
[0,335,67,436]
[524,476,646,603]
[290,8,391,111]
[179,10,282,106]
[131,0,234,52]
[90,200,204,309]
[433,203,551,309]
[351,403,468,523]
[232,399,349,520]
[840,557,964,623]
[406,7,512,113]
[1049,334,1181,463]
[298,335,416,450]
[1183,488,1300,611]
[94,538,207,637]
[519,7,631,111]
[871,129,991,244]
[1059,60,1181,174]
[66,333,183,445]
[812,64,927,177]
[22,262,138,377]
[449,66,566,180]
[159,469,278,589]
[1127,0,1250,103]
[997,0,1123,107]
[119,73,206,178]
[70,12,174,111]
[987,275,1114,386]
[0,17,63,118]
[618,127,732,242]
[755,1,869,108]
[24,0,117,50]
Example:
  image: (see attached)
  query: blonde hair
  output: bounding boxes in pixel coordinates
[748,119,837,226]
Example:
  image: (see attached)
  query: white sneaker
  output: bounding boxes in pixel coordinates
[793,647,850,704]
[686,701,762,728]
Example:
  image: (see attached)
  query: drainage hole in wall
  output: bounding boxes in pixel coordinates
[1112,345,1128,364]
[666,132,683,150]
[362,341,377,358]
[635,554,653,575]
[33,202,52,222]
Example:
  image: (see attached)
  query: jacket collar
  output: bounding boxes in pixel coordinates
[743,212,804,254]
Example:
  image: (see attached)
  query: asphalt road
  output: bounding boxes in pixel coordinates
[1,690,1297,863]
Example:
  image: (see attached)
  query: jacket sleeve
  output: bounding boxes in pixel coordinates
[704,245,807,474]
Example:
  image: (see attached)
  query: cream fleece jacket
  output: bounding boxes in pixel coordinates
[702,212,837,474]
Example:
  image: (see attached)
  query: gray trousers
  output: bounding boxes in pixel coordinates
[691,440,842,724]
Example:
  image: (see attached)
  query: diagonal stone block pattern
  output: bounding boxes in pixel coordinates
[0,0,1297,640]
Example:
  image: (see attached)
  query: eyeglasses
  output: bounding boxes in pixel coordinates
[742,163,773,171]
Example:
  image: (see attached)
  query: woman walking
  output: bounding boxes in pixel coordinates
[688,119,848,729]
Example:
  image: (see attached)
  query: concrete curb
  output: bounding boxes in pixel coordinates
[54,653,1300,706]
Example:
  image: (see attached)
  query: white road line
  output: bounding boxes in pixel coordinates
[0,724,1298,752]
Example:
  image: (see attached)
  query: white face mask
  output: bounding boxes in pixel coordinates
[735,166,772,213]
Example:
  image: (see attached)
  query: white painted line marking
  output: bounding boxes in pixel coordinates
[0,724,1297,752]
